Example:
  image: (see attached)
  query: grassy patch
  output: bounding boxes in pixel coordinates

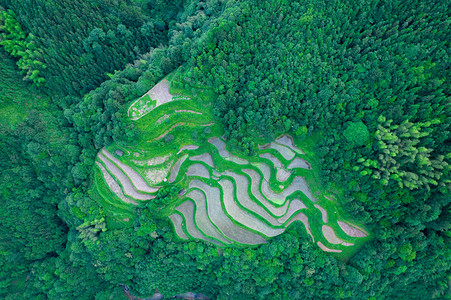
[0,49,51,130]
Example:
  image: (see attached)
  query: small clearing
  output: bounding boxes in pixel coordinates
[314,204,328,223]
[144,162,172,185]
[275,135,304,154]
[186,189,231,244]
[277,199,307,224]
[219,179,285,237]
[337,221,368,237]
[169,213,189,240]
[284,212,314,241]
[148,79,173,106]
[177,145,199,155]
[128,79,179,120]
[186,163,210,179]
[98,153,156,200]
[168,154,188,183]
[102,149,159,193]
[317,241,342,253]
[96,162,137,205]
[287,157,311,170]
[190,153,214,168]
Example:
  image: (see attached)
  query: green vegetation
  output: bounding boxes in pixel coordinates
[0,10,46,85]
[343,121,370,147]
[94,81,369,253]
[1,0,449,299]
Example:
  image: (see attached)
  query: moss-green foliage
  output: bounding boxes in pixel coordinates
[343,121,369,147]
[0,49,49,129]
[0,10,46,85]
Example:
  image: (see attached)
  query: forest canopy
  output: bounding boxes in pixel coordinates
[0,0,449,299]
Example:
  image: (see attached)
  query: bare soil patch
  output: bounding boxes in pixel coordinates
[275,135,304,154]
[155,114,169,125]
[209,137,247,164]
[314,204,328,223]
[226,156,249,165]
[144,162,172,185]
[259,153,283,168]
[261,176,315,205]
[176,200,222,246]
[208,137,230,157]
[169,213,189,240]
[132,155,170,167]
[317,241,342,253]
[277,199,307,224]
[337,221,368,237]
[284,212,314,241]
[276,168,291,182]
[168,154,188,183]
[128,79,178,120]
[189,153,214,168]
[177,145,199,155]
[287,157,311,170]
[186,163,210,179]
[252,162,271,180]
[269,143,295,160]
[322,225,345,244]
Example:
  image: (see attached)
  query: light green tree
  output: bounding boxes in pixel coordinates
[355,116,450,190]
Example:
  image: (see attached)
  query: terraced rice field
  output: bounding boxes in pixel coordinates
[94,75,369,253]
[190,153,214,168]
[275,135,304,154]
[169,213,189,240]
[97,153,156,200]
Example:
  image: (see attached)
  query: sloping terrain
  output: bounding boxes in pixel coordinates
[94,74,369,253]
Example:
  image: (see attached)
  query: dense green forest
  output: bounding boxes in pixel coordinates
[0,0,449,299]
